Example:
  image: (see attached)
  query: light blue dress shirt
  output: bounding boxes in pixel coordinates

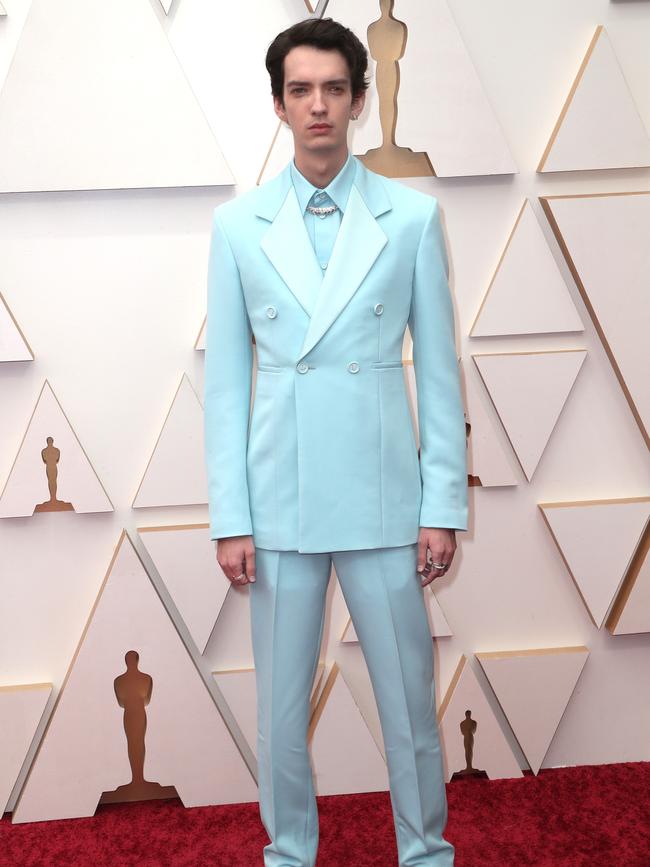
[289,150,356,272]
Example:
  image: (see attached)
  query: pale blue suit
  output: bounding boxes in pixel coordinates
[204,152,467,866]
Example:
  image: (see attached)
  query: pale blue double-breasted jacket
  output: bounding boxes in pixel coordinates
[204,154,468,553]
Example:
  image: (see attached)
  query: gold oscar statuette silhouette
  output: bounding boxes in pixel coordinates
[465,416,482,487]
[357,0,433,178]
[450,710,488,781]
[34,436,74,512]
[99,651,178,805]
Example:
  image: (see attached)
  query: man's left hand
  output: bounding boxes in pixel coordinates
[417,527,456,587]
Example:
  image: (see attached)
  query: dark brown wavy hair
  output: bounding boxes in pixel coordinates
[265,17,370,105]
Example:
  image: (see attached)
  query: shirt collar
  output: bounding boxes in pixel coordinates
[290,151,355,215]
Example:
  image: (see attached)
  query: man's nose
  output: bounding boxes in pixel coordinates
[311,89,327,113]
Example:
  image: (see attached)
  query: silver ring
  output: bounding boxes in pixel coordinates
[432,562,447,570]
[233,573,245,581]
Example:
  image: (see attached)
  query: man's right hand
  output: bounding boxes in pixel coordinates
[216,535,256,585]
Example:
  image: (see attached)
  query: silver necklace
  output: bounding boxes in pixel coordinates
[306,203,339,217]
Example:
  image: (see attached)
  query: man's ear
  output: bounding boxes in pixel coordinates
[273,94,288,125]
[351,89,366,118]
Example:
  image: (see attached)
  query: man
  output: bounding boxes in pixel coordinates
[204,17,468,867]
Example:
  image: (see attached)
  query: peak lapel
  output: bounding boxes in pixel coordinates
[259,183,324,317]
[299,176,389,360]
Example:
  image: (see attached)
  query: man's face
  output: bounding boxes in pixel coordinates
[273,45,365,155]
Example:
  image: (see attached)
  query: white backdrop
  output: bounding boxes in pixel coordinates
[0,0,649,818]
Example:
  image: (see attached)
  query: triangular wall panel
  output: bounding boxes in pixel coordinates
[212,670,258,760]
[0,684,52,814]
[386,0,516,177]
[0,0,233,192]
[539,26,650,173]
[258,123,296,186]
[342,583,452,641]
[404,361,518,488]
[437,657,522,781]
[607,524,650,636]
[138,523,231,654]
[0,380,113,518]
[541,191,650,448]
[213,662,326,759]
[539,497,650,628]
[259,0,516,181]
[207,583,255,671]
[476,647,590,774]
[308,663,388,796]
[168,0,311,189]
[132,374,208,508]
[460,360,519,488]
[13,531,257,823]
[473,350,586,481]
[0,291,33,361]
[195,317,206,351]
[0,1,31,96]
[470,200,583,337]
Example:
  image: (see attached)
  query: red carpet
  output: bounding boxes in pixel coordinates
[1,762,648,866]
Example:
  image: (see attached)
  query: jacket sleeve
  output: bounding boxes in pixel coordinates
[203,207,254,540]
[408,197,468,531]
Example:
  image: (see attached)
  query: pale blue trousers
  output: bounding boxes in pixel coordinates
[249,543,454,867]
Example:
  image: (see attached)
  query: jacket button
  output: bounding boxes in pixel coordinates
[347,361,360,373]
[296,361,309,374]
[374,303,384,315]
[266,306,277,318]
